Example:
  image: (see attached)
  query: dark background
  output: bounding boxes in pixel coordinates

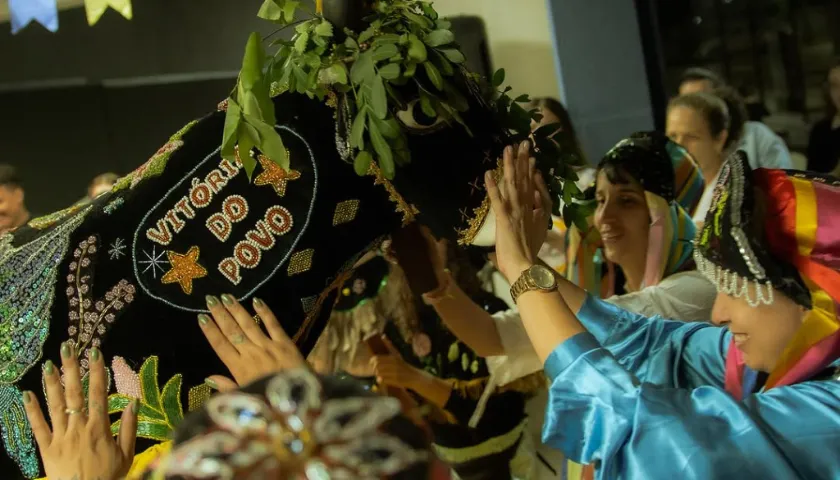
[0,1,490,216]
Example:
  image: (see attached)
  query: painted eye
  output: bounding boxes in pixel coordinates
[395,99,448,133]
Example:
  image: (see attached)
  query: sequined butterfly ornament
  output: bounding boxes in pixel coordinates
[146,368,427,479]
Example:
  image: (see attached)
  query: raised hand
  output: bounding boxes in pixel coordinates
[199,295,305,391]
[370,335,421,390]
[23,343,138,480]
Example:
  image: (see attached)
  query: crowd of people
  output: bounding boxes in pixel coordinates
[2,27,840,480]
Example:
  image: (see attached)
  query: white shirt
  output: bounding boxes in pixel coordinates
[484,270,717,387]
[693,169,722,225]
[739,122,793,170]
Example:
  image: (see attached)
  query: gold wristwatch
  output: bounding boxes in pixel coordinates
[510,264,557,304]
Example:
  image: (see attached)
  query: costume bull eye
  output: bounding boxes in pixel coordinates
[395,99,449,133]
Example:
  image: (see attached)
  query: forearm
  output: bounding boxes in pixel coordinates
[535,258,587,313]
[516,289,587,363]
[426,278,505,357]
[406,367,452,409]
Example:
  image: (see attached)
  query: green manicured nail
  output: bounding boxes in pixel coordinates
[60,342,70,359]
[131,398,140,414]
[90,348,101,362]
[221,294,235,306]
[206,295,219,307]
[198,314,211,325]
[253,297,264,308]
[205,378,218,390]
[43,361,54,375]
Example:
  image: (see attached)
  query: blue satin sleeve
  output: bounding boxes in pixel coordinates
[542,296,840,478]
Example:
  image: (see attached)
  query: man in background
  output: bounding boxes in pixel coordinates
[0,165,31,234]
[678,67,793,170]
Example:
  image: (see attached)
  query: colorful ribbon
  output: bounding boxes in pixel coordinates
[84,0,133,26]
[9,0,58,34]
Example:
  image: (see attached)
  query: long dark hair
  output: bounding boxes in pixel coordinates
[534,97,588,165]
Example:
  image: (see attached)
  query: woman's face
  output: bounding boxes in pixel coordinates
[666,105,728,176]
[711,286,807,372]
[593,170,650,267]
[829,66,840,113]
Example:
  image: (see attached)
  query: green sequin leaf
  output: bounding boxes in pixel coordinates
[139,356,162,412]
[0,386,39,478]
[111,418,172,442]
[161,374,184,427]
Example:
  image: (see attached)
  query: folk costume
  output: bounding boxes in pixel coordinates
[542,152,840,478]
[0,1,576,477]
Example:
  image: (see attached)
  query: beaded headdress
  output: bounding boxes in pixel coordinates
[141,368,432,479]
[695,152,840,394]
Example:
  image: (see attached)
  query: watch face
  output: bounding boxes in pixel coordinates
[529,265,556,290]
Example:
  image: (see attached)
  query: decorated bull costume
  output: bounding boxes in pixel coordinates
[0,1,583,477]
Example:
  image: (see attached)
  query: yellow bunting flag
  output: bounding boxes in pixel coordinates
[84,0,133,26]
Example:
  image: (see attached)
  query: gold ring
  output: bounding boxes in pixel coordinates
[64,408,82,416]
[231,334,246,345]
[253,314,262,325]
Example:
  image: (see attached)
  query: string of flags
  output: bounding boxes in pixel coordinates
[8,0,133,34]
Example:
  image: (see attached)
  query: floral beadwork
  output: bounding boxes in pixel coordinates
[103,197,125,215]
[113,120,198,192]
[108,356,185,442]
[0,206,91,384]
[108,238,127,260]
[67,236,136,376]
[0,386,38,478]
[28,202,88,231]
[147,368,426,478]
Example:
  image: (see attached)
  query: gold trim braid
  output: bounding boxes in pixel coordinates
[367,161,419,226]
[457,160,503,245]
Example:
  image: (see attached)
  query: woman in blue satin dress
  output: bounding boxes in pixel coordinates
[483,142,840,479]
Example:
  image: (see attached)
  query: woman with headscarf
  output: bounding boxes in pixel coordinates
[488,143,840,478]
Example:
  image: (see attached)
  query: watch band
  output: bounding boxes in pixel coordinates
[509,268,536,304]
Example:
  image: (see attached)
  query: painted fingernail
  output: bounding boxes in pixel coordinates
[253,297,264,308]
[131,398,140,414]
[221,294,235,306]
[22,392,31,404]
[206,295,219,307]
[204,378,218,390]
[505,146,513,155]
[520,142,530,153]
[198,314,211,326]
[90,348,101,362]
[60,342,70,359]
[43,360,54,375]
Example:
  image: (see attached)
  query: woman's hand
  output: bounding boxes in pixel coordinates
[200,295,305,392]
[370,336,421,390]
[419,225,450,287]
[486,142,553,283]
[24,343,138,480]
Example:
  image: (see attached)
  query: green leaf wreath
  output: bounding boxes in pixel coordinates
[223,0,592,228]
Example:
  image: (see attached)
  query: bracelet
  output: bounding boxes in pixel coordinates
[422,269,454,305]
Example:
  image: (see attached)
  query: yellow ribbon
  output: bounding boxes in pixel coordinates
[316,0,323,14]
[85,0,133,26]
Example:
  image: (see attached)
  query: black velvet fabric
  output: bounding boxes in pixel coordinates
[0,75,504,477]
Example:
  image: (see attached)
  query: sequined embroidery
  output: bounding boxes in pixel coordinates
[0,206,91,384]
[188,384,213,412]
[112,356,141,399]
[301,295,318,314]
[113,121,198,192]
[0,386,38,478]
[457,160,502,245]
[367,161,419,226]
[138,245,170,279]
[108,356,185,442]
[28,202,87,230]
[332,199,361,226]
[103,197,125,215]
[67,236,137,376]
[161,246,208,295]
[287,249,315,276]
[254,153,300,197]
[108,237,127,260]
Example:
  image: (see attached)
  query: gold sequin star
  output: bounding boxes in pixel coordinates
[254,154,301,197]
[161,246,208,295]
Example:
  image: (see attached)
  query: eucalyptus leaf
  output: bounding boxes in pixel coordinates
[405,11,433,29]
[431,50,454,76]
[350,51,375,85]
[257,0,283,22]
[368,120,395,179]
[345,36,359,51]
[424,29,454,47]
[373,116,399,139]
[318,63,348,85]
[407,34,427,62]
[492,68,506,87]
[246,115,289,171]
[422,3,439,20]
[372,34,401,46]
[314,20,334,37]
[436,18,452,30]
[515,94,531,103]
[241,32,266,91]
[354,150,373,175]
[242,91,264,118]
[373,43,399,62]
[404,62,417,78]
[423,62,443,90]
[293,66,309,93]
[439,48,466,64]
[419,93,437,118]
[350,109,368,149]
[379,63,400,80]
[221,98,242,161]
[282,0,299,22]
[370,75,388,119]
